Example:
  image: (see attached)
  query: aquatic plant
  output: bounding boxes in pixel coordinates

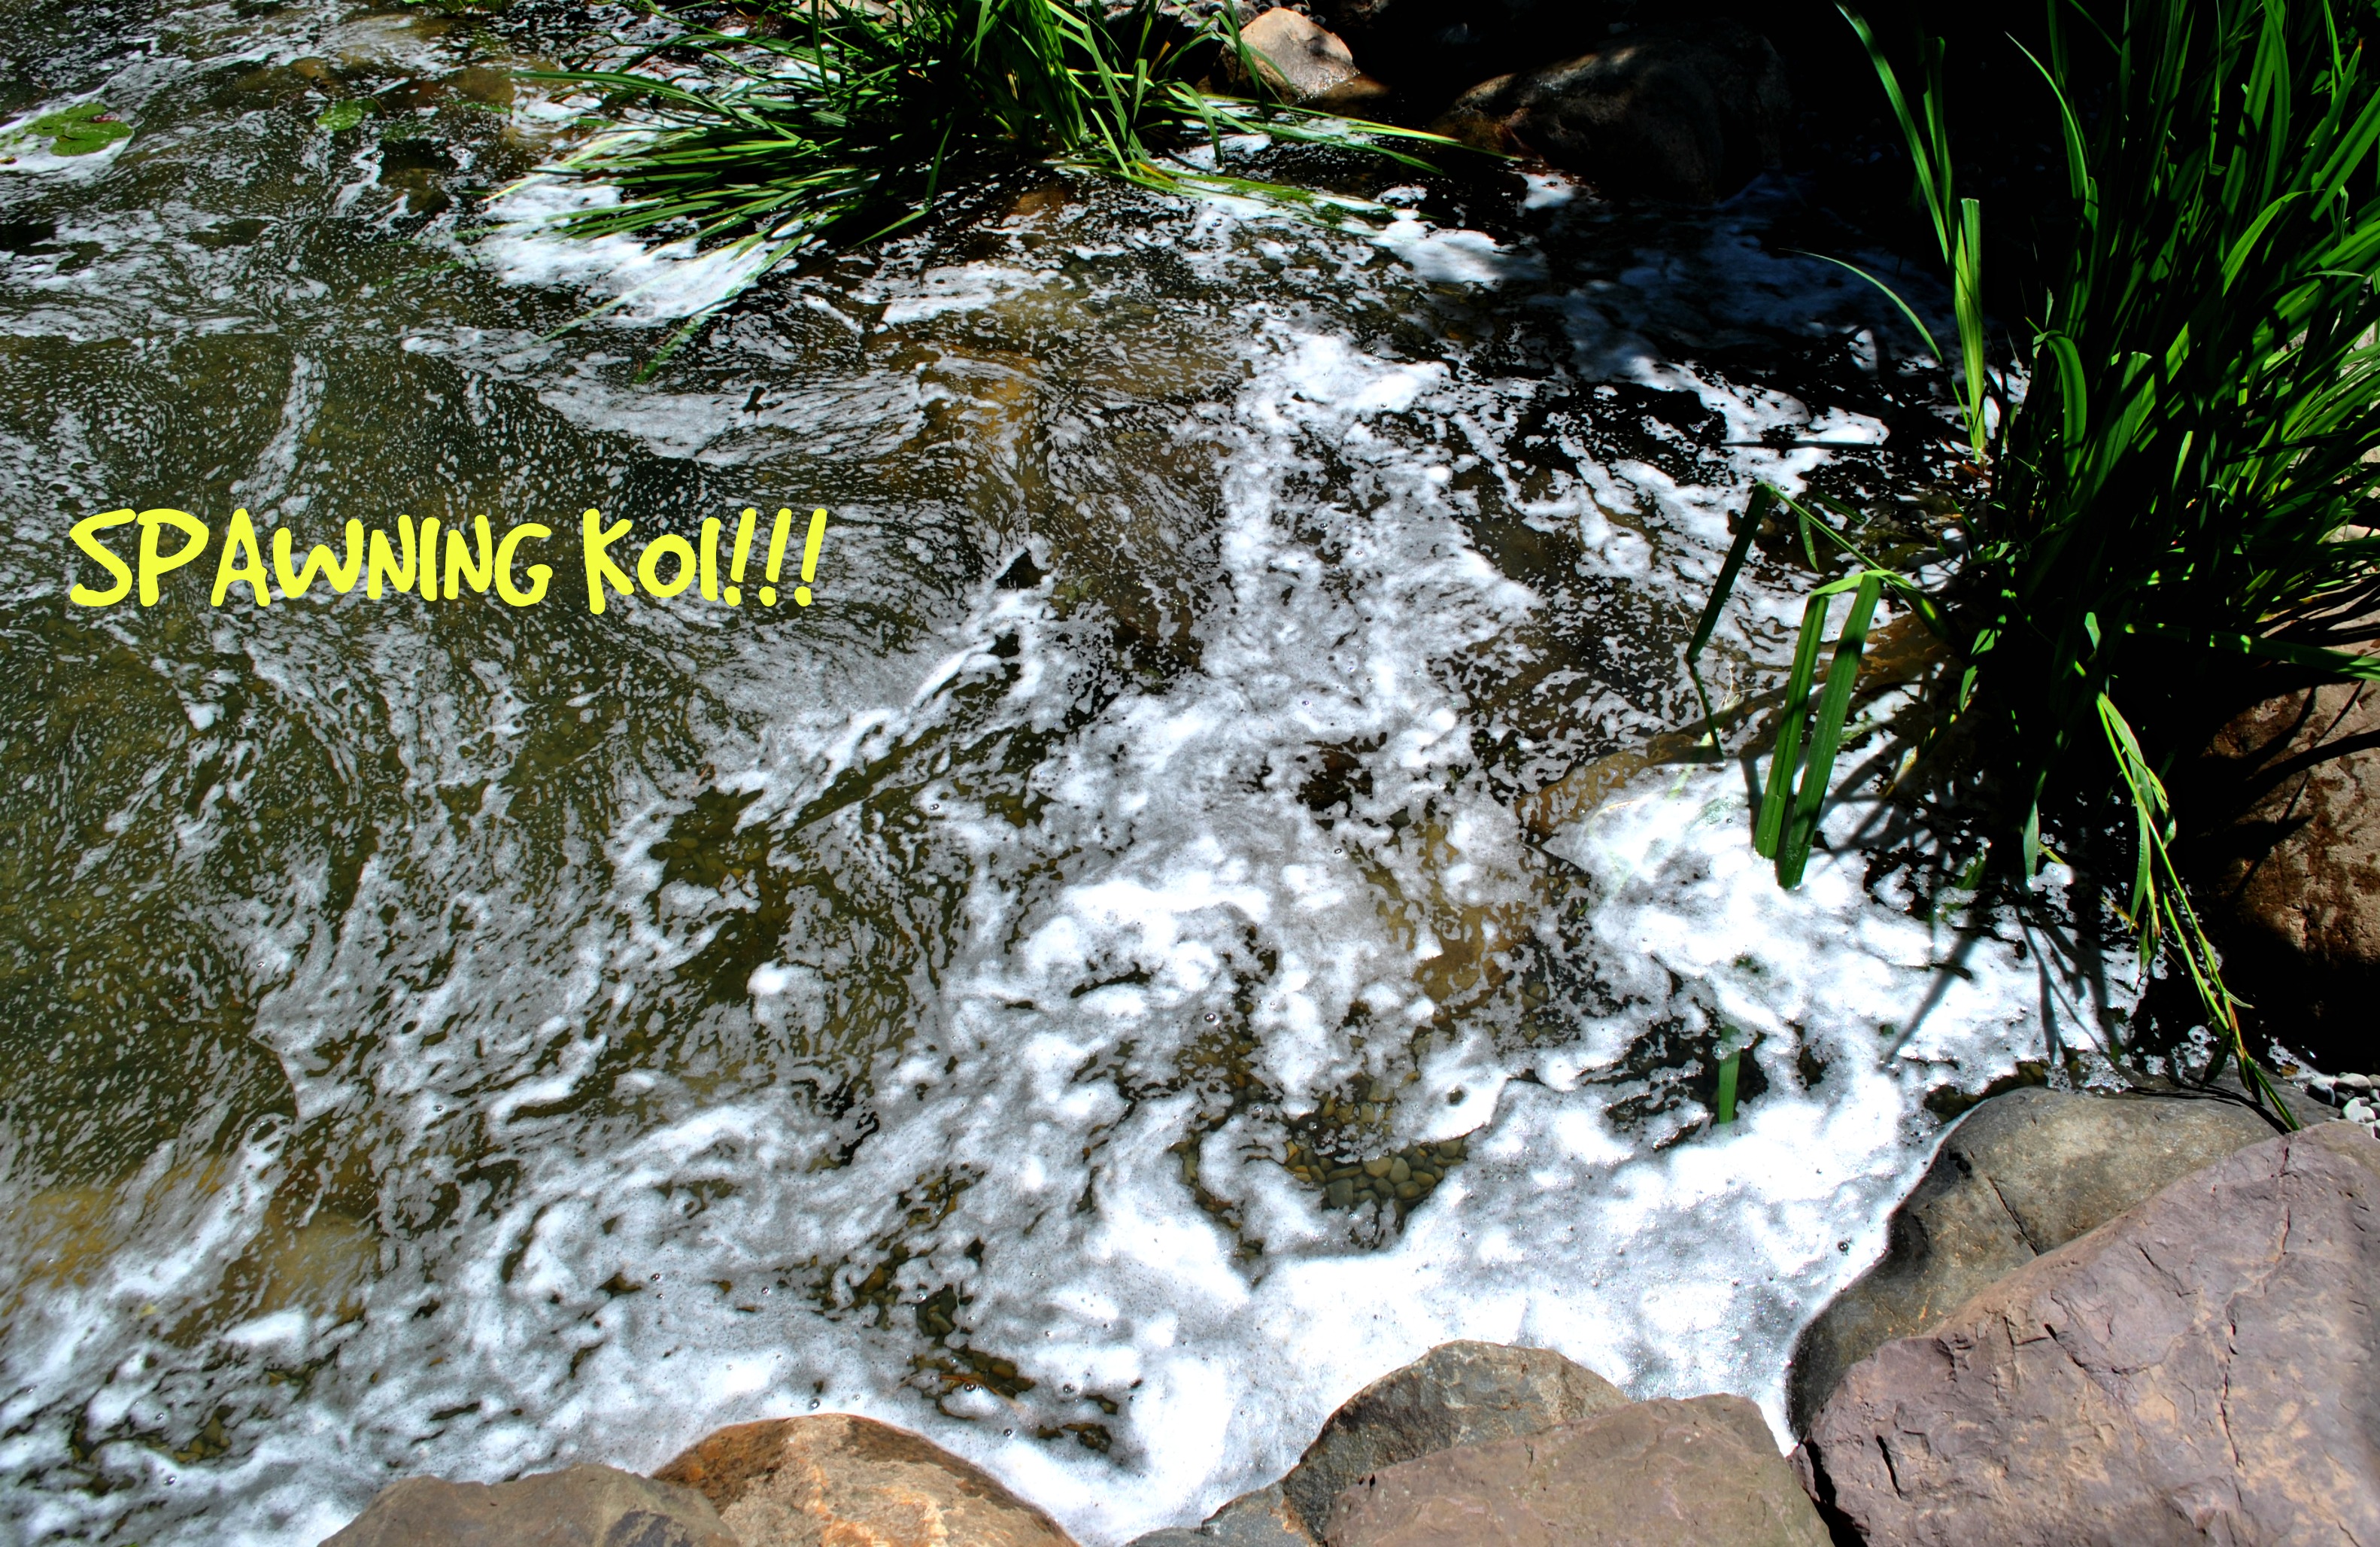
[1692,0,2380,1106]
[527,0,1452,357]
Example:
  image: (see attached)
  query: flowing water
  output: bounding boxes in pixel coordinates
[0,3,2127,1542]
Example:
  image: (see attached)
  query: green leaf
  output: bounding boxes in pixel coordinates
[32,102,132,155]
[317,99,374,132]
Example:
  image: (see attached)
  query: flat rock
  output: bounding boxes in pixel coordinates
[654,1413,1076,1547]
[1228,9,1387,108]
[320,1463,738,1547]
[1799,1123,2380,1545]
[1786,1087,2279,1433]
[1437,23,1789,202]
[1280,1340,1628,1533]
[1322,1394,1830,1547]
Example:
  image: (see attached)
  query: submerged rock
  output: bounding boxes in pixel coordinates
[1278,1340,1629,1533]
[1228,9,1389,108]
[1785,1086,2279,1435]
[1322,1395,1829,1547]
[1799,1123,2380,1546]
[320,1463,738,1547]
[1437,23,1789,202]
[653,1414,1076,1547]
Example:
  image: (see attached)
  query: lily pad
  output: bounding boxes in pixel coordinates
[29,102,132,156]
[315,99,372,133]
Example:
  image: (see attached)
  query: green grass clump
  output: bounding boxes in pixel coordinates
[1693,0,2380,1105]
[525,0,1452,356]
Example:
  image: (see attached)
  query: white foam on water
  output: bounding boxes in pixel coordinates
[475,176,785,326]
[0,180,2126,1547]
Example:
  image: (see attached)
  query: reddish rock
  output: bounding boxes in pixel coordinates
[1321,1394,1829,1547]
[320,1463,737,1547]
[1786,1087,2278,1434]
[653,1413,1077,1547]
[2192,670,2380,1060]
[1799,1123,2380,1545]
[1280,1340,1629,1533]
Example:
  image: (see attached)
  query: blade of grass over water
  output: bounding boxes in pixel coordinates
[518,0,1468,365]
[1687,0,2380,1106]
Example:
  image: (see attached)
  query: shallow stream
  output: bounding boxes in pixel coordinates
[0,5,2123,1542]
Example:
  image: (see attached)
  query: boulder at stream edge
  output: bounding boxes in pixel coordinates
[2191,670,2380,1064]
[1437,23,1789,202]
[1225,9,1389,108]
[320,1463,739,1547]
[1129,1340,1627,1545]
[654,1413,1077,1547]
[1323,1394,1830,1547]
[1785,1086,2281,1434]
[1799,1122,2380,1545]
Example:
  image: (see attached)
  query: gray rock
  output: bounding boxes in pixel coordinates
[1322,1394,1830,1547]
[1785,1087,2279,1435]
[1798,1123,2380,1546]
[1280,1340,1628,1533]
[1437,23,1789,202]
[1129,1482,1318,1547]
[320,1463,738,1547]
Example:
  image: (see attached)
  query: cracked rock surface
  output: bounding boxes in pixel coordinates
[1783,1087,2279,1434]
[1796,1122,2380,1547]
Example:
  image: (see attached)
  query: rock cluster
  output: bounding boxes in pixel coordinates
[323,1092,2379,1547]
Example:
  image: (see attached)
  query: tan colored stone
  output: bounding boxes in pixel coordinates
[1280,1341,1628,1533]
[1322,1395,1829,1547]
[654,1413,1077,1547]
[320,1463,737,1547]
[1228,11,1389,108]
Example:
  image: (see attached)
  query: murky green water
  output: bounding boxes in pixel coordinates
[0,3,2087,1542]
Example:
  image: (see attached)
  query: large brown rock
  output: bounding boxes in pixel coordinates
[1785,1087,2279,1435]
[2192,670,2380,1062]
[1226,10,1389,109]
[1437,23,1789,202]
[320,1463,738,1547]
[1322,1394,1830,1547]
[654,1413,1077,1547]
[1279,1341,1629,1533]
[1799,1122,2380,1546]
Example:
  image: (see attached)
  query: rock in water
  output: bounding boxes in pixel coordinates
[1322,1395,1830,1547]
[1786,1087,2279,1434]
[1799,1123,2380,1546]
[1227,10,1388,109]
[654,1414,1077,1547]
[1279,1340,1628,1533]
[1437,23,1788,202]
[320,1463,738,1547]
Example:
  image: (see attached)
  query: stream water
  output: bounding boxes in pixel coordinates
[0,3,2127,1542]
